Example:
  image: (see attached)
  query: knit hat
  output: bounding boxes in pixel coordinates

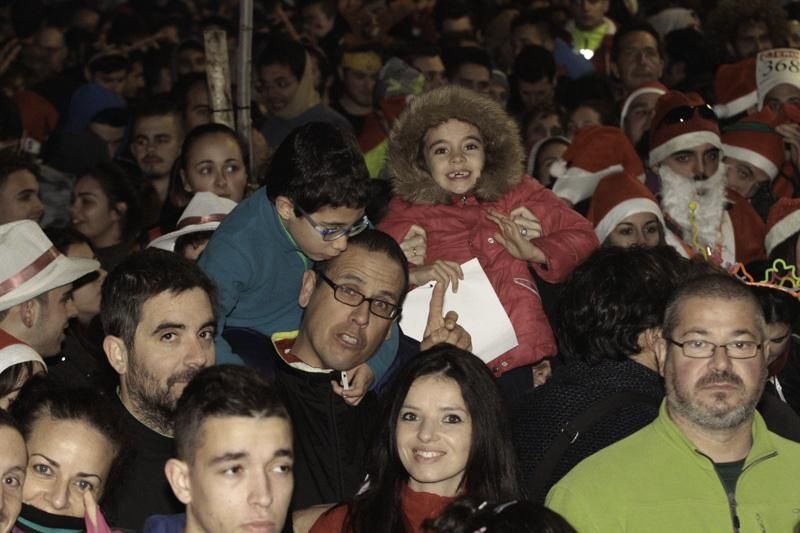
[0,329,44,374]
[551,125,645,205]
[620,81,667,128]
[148,192,237,252]
[756,48,800,110]
[721,107,784,180]
[765,197,800,256]
[713,58,757,119]
[587,173,664,243]
[649,91,721,166]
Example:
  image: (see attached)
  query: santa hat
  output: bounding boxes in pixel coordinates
[620,81,667,127]
[148,192,237,252]
[551,125,645,205]
[526,135,570,176]
[587,173,665,243]
[765,197,800,256]
[757,48,800,110]
[649,91,721,166]
[713,58,757,119]
[0,329,44,375]
[721,107,784,181]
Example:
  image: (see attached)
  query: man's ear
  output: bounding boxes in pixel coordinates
[610,60,620,80]
[19,299,40,329]
[104,335,130,375]
[651,327,668,376]
[298,270,317,308]
[164,458,192,505]
[274,196,296,222]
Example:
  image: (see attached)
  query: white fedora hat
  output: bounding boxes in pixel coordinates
[0,220,100,312]
[0,329,44,373]
[148,192,237,252]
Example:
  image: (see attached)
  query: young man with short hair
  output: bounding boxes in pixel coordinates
[164,365,294,533]
[0,152,43,225]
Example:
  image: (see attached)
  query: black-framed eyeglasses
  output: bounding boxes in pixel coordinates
[665,338,762,359]
[316,271,401,319]
[296,205,369,241]
[655,104,717,131]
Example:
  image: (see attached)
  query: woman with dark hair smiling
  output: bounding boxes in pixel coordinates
[310,344,522,533]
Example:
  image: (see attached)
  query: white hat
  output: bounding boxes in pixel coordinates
[619,81,667,128]
[0,221,100,312]
[148,192,237,252]
[0,329,44,374]
[756,48,800,110]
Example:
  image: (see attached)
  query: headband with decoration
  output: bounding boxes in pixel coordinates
[729,259,800,298]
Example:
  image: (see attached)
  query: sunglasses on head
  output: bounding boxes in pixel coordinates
[657,104,718,130]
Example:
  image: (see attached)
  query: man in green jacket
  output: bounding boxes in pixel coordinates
[547,273,800,532]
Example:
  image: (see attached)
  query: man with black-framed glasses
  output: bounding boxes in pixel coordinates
[548,274,800,532]
[262,229,469,512]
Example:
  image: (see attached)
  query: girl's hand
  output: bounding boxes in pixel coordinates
[399,224,427,265]
[509,206,543,240]
[409,260,464,292]
[487,209,547,264]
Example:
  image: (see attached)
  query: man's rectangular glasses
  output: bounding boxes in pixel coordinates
[665,338,762,359]
[296,205,369,241]
[316,271,401,319]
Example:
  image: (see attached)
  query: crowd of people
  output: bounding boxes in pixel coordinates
[1,0,800,531]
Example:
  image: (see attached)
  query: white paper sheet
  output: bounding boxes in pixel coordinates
[399,258,518,363]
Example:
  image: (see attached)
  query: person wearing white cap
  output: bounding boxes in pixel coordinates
[0,329,45,409]
[148,191,237,260]
[619,81,667,147]
[756,48,800,112]
[0,220,99,359]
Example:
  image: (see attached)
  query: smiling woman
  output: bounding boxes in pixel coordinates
[310,345,521,533]
[10,377,124,533]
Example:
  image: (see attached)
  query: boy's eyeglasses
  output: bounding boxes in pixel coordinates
[316,271,400,319]
[655,104,717,131]
[295,205,369,241]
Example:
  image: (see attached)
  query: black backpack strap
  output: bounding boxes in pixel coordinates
[529,391,660,500]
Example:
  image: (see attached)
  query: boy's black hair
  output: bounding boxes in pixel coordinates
[433,0,475,33]
[173,365,290,462]
[264,122,370,213]
[257,37,307,81]
[611,20,663,64]
[132,97,182,129]
[0,149,38,188]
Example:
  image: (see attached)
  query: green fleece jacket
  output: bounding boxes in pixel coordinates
[546,401,800,532]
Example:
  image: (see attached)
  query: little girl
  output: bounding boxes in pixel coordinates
[379,85,598,380]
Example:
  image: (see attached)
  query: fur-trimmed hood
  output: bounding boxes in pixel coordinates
[386,85,524,204]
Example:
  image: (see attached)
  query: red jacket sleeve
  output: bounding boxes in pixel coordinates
[512,178,599,283]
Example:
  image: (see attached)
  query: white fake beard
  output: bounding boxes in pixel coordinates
[659,162,728,248]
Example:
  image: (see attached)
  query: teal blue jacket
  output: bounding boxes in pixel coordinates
[547,401,800,532]
[198,187,396,381]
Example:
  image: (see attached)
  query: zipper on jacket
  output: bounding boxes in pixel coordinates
[460,195,467,205]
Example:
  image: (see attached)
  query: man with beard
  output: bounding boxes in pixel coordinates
[648,90,740,265]
[548,274,800,532]
[130,99,184,223]
[101,248,217,530]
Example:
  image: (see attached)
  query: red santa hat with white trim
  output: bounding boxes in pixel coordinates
[765,197,800,256]
[713,58,757,119]
[721,107,784,181]
[620,81,667,127]
[649,91,721,166]
[587,172,665,243]
[0,329,44,375]
[550,125,645,205]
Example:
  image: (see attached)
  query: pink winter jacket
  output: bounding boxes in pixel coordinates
[379,176,599,375]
